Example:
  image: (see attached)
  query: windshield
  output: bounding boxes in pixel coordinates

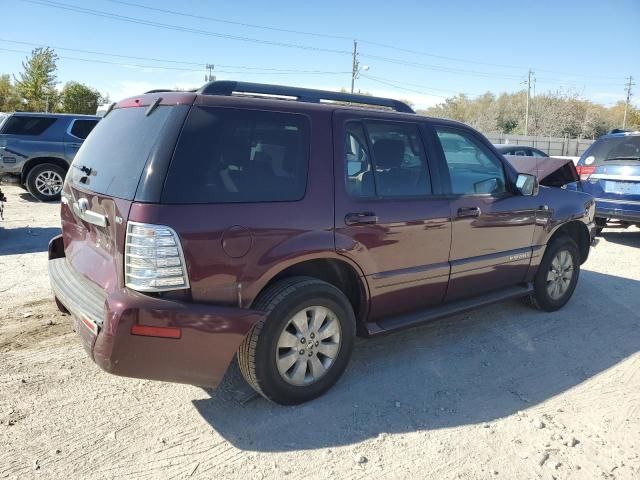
[579,135,640,166]
[66,106,173,200]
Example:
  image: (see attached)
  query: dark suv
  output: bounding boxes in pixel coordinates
[0,112,100,201]
[48,81,596,405]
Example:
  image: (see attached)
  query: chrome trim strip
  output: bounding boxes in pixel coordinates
[595,198,640,206]
[590,174,640,182]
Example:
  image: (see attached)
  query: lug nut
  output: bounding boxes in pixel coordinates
[315,341,319,347]
[299,349,304,355]
[308,352,313,357]
[310,333,315,339]
[300,338,306,344]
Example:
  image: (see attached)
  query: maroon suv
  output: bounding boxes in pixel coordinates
[48,81,596,405]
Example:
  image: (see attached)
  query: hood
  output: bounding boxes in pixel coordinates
[504,155,579,187]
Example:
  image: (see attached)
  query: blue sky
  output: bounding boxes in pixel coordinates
[1,0,638,109]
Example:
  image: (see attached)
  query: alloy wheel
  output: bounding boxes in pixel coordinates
[275,306,341,386]
[546,250,574,300]
[34,170,63,197]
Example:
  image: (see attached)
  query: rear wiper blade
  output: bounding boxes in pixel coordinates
[605,156,640,161]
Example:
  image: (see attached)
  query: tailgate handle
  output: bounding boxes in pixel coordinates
[72,199,108,227]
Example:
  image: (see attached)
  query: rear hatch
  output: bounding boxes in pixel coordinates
[61,94,194,297]
[578,134,640,203]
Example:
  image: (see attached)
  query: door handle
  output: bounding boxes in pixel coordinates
[68,143,82,147]
[345,212,378,226]
[457,207,481,218]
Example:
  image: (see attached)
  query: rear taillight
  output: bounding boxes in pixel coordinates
[576,165,595,180]
[125,222,190,292]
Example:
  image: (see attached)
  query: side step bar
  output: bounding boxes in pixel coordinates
[377,284,533,333]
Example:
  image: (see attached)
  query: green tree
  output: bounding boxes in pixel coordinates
[0,74,21,112]
[61,81,104,114]
[14,47,59,112]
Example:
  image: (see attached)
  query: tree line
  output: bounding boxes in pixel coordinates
[0,47,108,115]
[418,90,639,139]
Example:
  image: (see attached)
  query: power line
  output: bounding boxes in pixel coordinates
[360,74,480,96]
[0,38,349,73]
[103,0,626,81]
[18,0,352,55]
[359,74,449,99]
[0,47,349,75]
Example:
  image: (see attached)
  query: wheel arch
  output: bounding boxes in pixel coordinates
[250,256,370,335]
[547,220,590,264]
[21,157,69,184]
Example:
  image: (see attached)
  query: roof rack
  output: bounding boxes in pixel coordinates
[196,80,415,114]
[144,88,199,94]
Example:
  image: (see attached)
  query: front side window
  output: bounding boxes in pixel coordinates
[344,120,431,198]
[436,128,506,195]
[1,116,56,135]
[69,119,99,139]
[163,107,309,204]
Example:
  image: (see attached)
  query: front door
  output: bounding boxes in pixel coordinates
[333,112,451,322]
[432,125,537,301]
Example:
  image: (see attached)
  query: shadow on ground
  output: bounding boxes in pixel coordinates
[193,270,640,452]
[602,230,640,248]
[0,226,61,255]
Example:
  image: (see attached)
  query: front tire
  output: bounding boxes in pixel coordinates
[238,277,356,405]
[528,236,580,312]
[26,163,65,202]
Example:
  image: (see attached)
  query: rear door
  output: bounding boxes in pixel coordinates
[432,125,537,301]
[64,118,99,162]
[333,111,451,322]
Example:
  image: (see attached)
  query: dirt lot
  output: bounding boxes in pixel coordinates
[0,183,638,480]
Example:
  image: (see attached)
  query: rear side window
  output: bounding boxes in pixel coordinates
[163,107,309,204]
[69,119,99,139]
[1,116,56,135]
[580,136,640,165]
[67,106,174,200]
[345,120,431,198]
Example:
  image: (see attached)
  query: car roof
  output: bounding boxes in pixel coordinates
[493,144,536,150]
[600,130,640,139]
[8,112,101,120]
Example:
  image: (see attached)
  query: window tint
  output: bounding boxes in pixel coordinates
[345,122,375,197]
[68,106,174,200]
[531,149,547,157]
[345,120,431,198]
[1,116,56,135]
[580,136,640,165]
[163,107,309,204]
[436,128,506,195]
[69,119,99,139]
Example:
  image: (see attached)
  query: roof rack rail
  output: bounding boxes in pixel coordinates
[144,88,199,94]
[196,80,415,114]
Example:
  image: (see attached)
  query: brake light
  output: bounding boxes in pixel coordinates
[125,222,190,292]
[576,165,595,180]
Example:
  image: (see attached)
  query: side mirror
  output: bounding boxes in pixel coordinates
[516,173,539,196]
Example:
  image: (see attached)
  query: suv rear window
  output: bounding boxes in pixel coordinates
[0,115,56,135]
[67,106,174,200]
[580,135,640,165]
[162,107,309,204]
[69,119,99,139]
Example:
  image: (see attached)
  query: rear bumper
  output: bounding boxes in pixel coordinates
[48,235,263,388]
[595,199,640,223]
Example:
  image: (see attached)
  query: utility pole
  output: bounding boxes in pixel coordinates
[623,75,635,129]
[205,64,215,82]
[524,68,534,135]
[351,40,358,94]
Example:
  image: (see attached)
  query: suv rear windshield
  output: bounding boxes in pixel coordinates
[579,135,640,165]
[67,106,174,200]
[0,115,57,135]
[162,106,309,204]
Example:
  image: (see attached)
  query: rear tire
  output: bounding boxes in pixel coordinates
[528,236,580,312]
[238,277,356,405]
[26,163,65,202]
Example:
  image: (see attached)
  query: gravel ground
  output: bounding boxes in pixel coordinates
[0,183,639,480]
